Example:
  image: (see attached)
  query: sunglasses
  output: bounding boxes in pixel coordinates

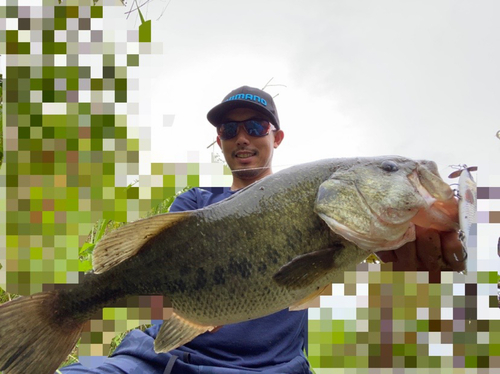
[217,119,276,140]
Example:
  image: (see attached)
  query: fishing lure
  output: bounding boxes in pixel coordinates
[448,165,477,265]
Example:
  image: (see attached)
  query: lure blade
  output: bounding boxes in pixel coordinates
[448,166,478,179]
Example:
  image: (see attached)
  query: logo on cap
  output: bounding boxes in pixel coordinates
[224,94,267,106]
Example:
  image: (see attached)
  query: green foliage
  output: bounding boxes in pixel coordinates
[0,73,3,169]
[78,219,117,273]
[0,287,17,305]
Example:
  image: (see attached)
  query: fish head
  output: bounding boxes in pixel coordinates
[315,156,458,252]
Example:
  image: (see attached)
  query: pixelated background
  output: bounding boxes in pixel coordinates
[0,0,499,372]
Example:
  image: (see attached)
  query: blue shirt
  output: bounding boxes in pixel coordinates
[60,188,310,373]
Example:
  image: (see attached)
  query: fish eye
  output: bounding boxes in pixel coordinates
[380,161,399,172]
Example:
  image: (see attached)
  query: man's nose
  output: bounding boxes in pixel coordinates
[234,125,250,145]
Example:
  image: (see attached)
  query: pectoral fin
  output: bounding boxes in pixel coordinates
[93,212,191,273]
[154,312,214,353]
[272,244,344,290]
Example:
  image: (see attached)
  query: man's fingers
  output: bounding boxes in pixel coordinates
[376,250,397,264]
[381,240,422,271]
[414,227,443,272]
[377,227,466,273]
[440,230,466,272]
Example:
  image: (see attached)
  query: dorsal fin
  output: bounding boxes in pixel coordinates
[92,212,191,273]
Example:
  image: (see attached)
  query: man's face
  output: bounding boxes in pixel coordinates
[216,108,284,180]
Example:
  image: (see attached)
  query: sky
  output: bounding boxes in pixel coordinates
[103,0,499,274]
[105,0,500,185]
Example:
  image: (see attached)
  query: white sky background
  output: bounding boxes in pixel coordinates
[109,0,500,182]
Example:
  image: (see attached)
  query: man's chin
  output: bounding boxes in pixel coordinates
[231,166,269,180]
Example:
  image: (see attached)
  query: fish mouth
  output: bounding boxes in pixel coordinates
[407,167,459,231]
[315,162,459,253]
[357,168,457,230]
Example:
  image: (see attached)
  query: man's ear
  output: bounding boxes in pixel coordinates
[216,136,222,149]
[274,130,285,148]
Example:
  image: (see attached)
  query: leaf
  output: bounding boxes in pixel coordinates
[95,219,110,242]
[79,242,95,256]
[78,259,93,273]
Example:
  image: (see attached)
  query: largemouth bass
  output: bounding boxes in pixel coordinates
[0,156,459,374]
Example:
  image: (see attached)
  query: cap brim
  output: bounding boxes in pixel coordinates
[207,100,279,129]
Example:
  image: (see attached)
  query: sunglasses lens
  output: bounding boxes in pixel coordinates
[244,120,270,136]
[218,122,239,140]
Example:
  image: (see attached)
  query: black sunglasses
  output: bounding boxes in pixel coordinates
[217,119,276,140]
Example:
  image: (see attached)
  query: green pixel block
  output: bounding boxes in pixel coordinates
[42,29,54,42]
[6,30,17,42]
[67,6,79,18]
[126,187,139,199]
[115,90,127,102]
[127,139,139,151]
[91,79,103,91]
[115,127,127,139]
[54,6,66,19]
[127,54,139,66]
[18,42,30,54]
[30,78,43,90]
[54,42,67,54]
[139,20,151,43]
[6,5,18,18]
[54,17,66,30]
[163,175,175,187]
[91,6,103,18]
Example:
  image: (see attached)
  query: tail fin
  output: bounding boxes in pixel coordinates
[0,292,84,374]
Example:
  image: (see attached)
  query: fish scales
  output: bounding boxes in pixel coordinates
[156,164,356,324]
[51,159,348,326]
[101,160,353,325]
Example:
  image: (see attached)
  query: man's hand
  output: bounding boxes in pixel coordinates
[377,226,465,272]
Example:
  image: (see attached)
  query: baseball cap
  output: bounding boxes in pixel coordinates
[207,86,280,129]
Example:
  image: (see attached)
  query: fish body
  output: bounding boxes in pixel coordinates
[0,156,459,374]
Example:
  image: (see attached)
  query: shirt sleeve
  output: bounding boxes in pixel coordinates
[169,188,200,212]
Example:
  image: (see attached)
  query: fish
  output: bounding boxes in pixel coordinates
[0,156,459,374]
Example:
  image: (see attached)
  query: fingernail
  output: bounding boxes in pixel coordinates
[454,245,468,262]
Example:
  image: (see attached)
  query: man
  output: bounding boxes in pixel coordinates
[60,86,464,373]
